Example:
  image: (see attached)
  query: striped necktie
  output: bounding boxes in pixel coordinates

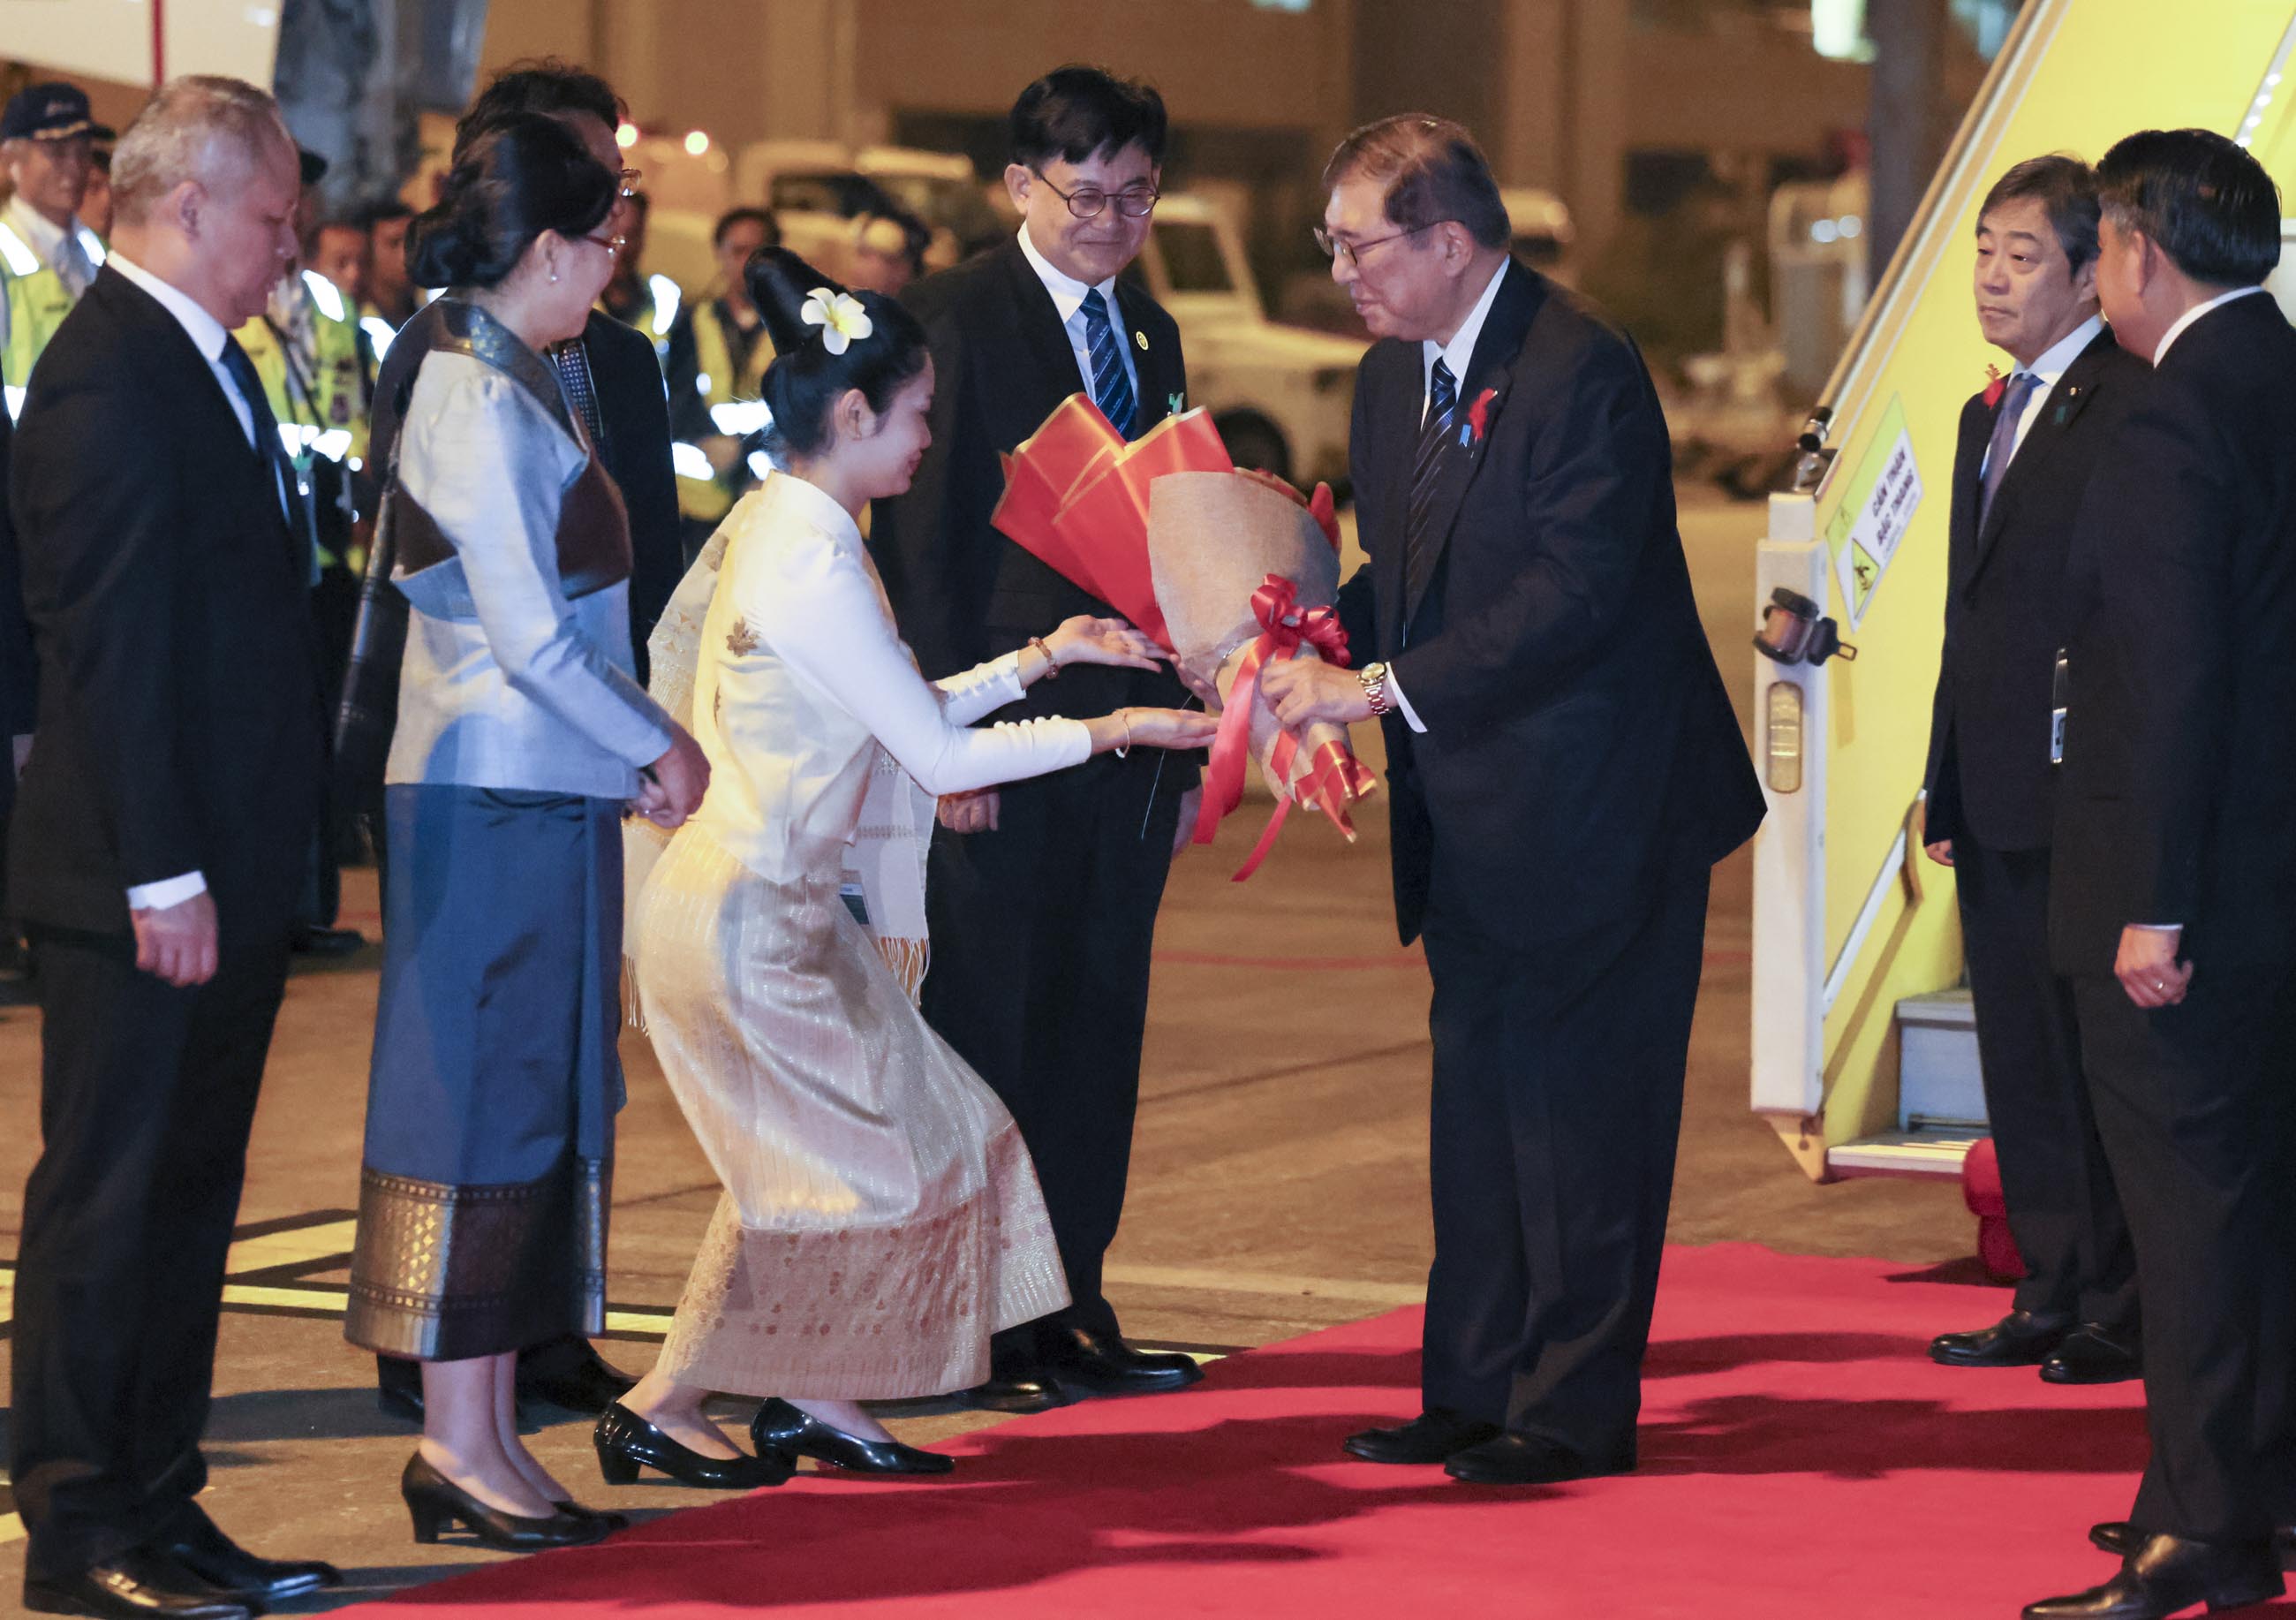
[1401,358,1459,623]
[1978,369,2039,529]
[1079,288,1137,441]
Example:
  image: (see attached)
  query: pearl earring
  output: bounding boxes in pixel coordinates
[550,270,561,284]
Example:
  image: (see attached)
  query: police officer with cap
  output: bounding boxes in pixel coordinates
[1,81,113,413]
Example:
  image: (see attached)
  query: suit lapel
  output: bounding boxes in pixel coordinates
[1967,329,2119,589]
[1369,345,1415,653]
[1401,261,1545,632]
[997,242,1091,428]
[1116,279,1181,431]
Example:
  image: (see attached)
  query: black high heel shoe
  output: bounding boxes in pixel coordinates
[400,1453,609,1550]
[749,1397,955,1476]
[554,1499,631,1531]
[595,1402,793,1489]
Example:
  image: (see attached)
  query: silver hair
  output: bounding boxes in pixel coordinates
[110,75,293,227]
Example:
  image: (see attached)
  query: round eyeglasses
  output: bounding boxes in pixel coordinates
[1313,221,1439,269]
[1031,170,1159,220]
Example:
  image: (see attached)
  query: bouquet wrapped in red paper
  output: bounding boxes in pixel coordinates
[992,396,1372,878]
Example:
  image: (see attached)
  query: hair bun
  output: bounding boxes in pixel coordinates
[747,246,850,353]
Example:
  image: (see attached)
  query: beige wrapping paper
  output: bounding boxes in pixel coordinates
[1146,472,1354,803]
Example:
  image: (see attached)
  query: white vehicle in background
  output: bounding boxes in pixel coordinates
[1132,193,1367,489]
[733,140,1006,282]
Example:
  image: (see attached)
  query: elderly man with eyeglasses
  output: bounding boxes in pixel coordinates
[866,64,1208,1417]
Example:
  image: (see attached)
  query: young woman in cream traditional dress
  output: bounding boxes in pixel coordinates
[601,250,1215,1481]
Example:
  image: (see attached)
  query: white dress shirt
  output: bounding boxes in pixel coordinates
[1382,258,1515,736]
[107,254,277,914]
[1016,223,1142,411]
[1983,312,2103,481]
[2152,284,2271,366]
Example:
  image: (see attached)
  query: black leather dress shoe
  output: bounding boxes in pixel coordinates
[154,1510,341,1603]
[401,1452,609,1550]
[960,1371,1069,1413]
[1930,1309,2075,1369]
[594,1402,791,1490]
[290,924,366,957]
[2025,1532,2284,1618]
[2094,1522,2296,1564]
[516,1338,638,1414]
[2041,1325,2141,1386]
[22,1547,253,1619]
[750,1398,955,1475]
[1342,1408,1502,1465]
[377,1352,425,1422]
[1036,1325,1205,1398]
[1445,1434,1627,1487]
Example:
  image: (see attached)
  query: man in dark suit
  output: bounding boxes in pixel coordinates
[0,397,32,985]
[2025,129,2296,1620]
[356,60,679,1422]
[868,66,1205,1412]
[7,76,340,1619]
[1263,115,1764,1487]
[1920,155,2146,1389]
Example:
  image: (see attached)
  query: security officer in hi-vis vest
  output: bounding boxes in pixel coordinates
[0,82,112,417]
[662,206,779,553]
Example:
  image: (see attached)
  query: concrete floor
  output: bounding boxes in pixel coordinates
[0,488,1975,1611]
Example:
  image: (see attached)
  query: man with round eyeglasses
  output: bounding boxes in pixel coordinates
[867,64,1208,1418]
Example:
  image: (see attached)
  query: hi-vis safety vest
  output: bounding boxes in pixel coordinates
[0,216,102,417]
[673,297,775,524]
[237,269,371,572]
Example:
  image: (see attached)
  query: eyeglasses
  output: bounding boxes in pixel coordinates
[1313,221,1439,269]
[1031,170,1159,220]
[616,167,643,199]
[584,230,627,258]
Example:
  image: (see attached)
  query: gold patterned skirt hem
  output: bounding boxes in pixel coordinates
[344,1156,610,1361]
[654,1125,1068,1400]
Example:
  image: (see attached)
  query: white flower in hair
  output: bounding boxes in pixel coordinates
[798,286,873,354]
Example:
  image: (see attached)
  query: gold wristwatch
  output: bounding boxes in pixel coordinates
[1358,661,1393,717]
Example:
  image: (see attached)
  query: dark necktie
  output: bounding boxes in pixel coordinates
[1978,370,2039,529]
[551,338,606,450]
[1401,357,1460,624]
[1079,288,1137,440]
[219,334,309,563]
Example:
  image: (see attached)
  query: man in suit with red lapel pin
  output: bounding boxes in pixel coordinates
[1920,155,2149,1390]
[1264,115,1763,1487]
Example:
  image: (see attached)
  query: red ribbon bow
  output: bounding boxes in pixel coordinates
[1190,574,1377,880]
[1983,365,2005,409]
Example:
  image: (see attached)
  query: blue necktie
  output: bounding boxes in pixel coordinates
[1402,358,1459,617]
[1979,370,2039,529]
[1079,288,1137,441]
[220,334,309,570]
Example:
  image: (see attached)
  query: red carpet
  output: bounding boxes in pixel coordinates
[353,1244,2290,1617]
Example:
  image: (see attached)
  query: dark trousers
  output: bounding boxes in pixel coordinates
[1956,836,2134,1327]
[2073,963,2296,1542]
[10,925,290,1580]
[920,754,1184,1344]
[1417,872,1709,1466]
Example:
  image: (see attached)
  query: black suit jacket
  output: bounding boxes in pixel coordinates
[1337,261,1764,947]
[6,267,321,939]
[582,309,682,683]
[1922,327,2149,852]
[867,238,1194,746]
[0,404,32,738]
[2050,293,2296,973]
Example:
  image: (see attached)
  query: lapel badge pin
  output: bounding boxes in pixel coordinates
[1167,391,1185,417]
[1135,329,1148,352]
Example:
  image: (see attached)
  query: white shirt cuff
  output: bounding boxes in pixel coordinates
[127,871,208,912]
[1386,669,1427,734]
[2129,922,2181,933]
